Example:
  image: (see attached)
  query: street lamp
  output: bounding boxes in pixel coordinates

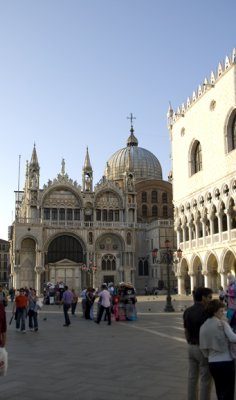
[153,240,182,312]
[80,264,97,287]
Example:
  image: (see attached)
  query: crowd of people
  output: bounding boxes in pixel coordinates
[3,275,236,398]
[80,282,137,325]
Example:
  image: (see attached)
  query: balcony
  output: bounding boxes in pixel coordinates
[15,217,145,230]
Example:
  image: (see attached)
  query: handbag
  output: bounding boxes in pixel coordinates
[0,347,8,376]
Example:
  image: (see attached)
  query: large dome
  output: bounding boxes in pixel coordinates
[104,127,163,181]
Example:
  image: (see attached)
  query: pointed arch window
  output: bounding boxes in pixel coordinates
[190,140,202,175]
[138,259,149,276]
[232,114,236,150]
[226,111,236,152]
[101,255,116,271]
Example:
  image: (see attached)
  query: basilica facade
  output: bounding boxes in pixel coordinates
[169,48,236,294]
[9,123,174,294]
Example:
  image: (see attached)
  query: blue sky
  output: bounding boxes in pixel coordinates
[0,0,235,240]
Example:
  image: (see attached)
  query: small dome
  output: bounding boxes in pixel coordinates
[105,132,162,181]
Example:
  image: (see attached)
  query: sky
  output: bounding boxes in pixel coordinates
[0,0,235,240]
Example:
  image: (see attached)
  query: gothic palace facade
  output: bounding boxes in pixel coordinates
[169,48,236,294]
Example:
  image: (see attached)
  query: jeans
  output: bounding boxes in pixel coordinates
[28,309,38,330]
[71,302,77,315]
[187,344,212,400]
[97,305,111,325]
[63,304,71,325]
[16,308,27,331]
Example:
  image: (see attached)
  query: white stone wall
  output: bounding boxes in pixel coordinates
[171,64,236,203]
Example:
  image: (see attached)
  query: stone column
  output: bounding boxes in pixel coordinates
[226,209,232,241]
[13,265,21,289]
[203,272,210,288]
[176,273,185,295]
[220,271,227,289]
[34,266,45,295]
[189,273,196,293]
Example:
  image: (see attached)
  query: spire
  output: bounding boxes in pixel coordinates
[83,147,92,171]
[30,143,39,168]
[126,113,138,147]
[82,147,93,192]
[28,143,39,189]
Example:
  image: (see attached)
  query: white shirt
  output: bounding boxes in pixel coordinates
[99,289,111,308]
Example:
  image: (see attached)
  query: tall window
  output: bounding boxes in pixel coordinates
[193,141,202,173]
[227,111,236,152]
[190,140,202,175]
[138,259,149,276]
[151,190,157,203]
[232,114,236,150]
[163,206,168,218]
[142,205,147,217]
[152,205,158,217]
[162,192,168,203]
[142,192,147,202]
[101,254,116,271]
[44,208,50,220]
[52,208,57,221]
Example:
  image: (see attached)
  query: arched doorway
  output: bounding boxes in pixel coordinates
[192,256,204,288]
[206,253,220,292]
[45,235,84,289]
[20,238,37,289]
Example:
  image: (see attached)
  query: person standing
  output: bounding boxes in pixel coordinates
[28,289,39,332]
[200,299,236,400]
[183,287,213,400]
[61,285,73,327]
[96,284,112,325]
[13,288,28,333]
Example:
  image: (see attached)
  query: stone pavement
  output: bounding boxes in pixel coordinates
[1,296,219,400]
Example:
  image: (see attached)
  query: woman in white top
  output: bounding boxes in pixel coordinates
[200,299,236,400]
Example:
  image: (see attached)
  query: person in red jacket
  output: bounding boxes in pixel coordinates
[13,288,29,333]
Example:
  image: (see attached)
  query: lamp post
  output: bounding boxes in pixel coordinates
[80,264,97,287]
[153,239,182,312]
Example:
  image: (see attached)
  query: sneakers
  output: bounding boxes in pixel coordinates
[21,330,27,334]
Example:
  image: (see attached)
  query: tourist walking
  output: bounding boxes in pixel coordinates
[183,287,213,400]
[200,299,236,400]
[13,288,29,333]
[61,285,73,327]
[96,284,112,325]
[28,289,39,332]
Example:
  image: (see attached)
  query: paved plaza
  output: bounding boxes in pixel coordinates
[1,295,219,400]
